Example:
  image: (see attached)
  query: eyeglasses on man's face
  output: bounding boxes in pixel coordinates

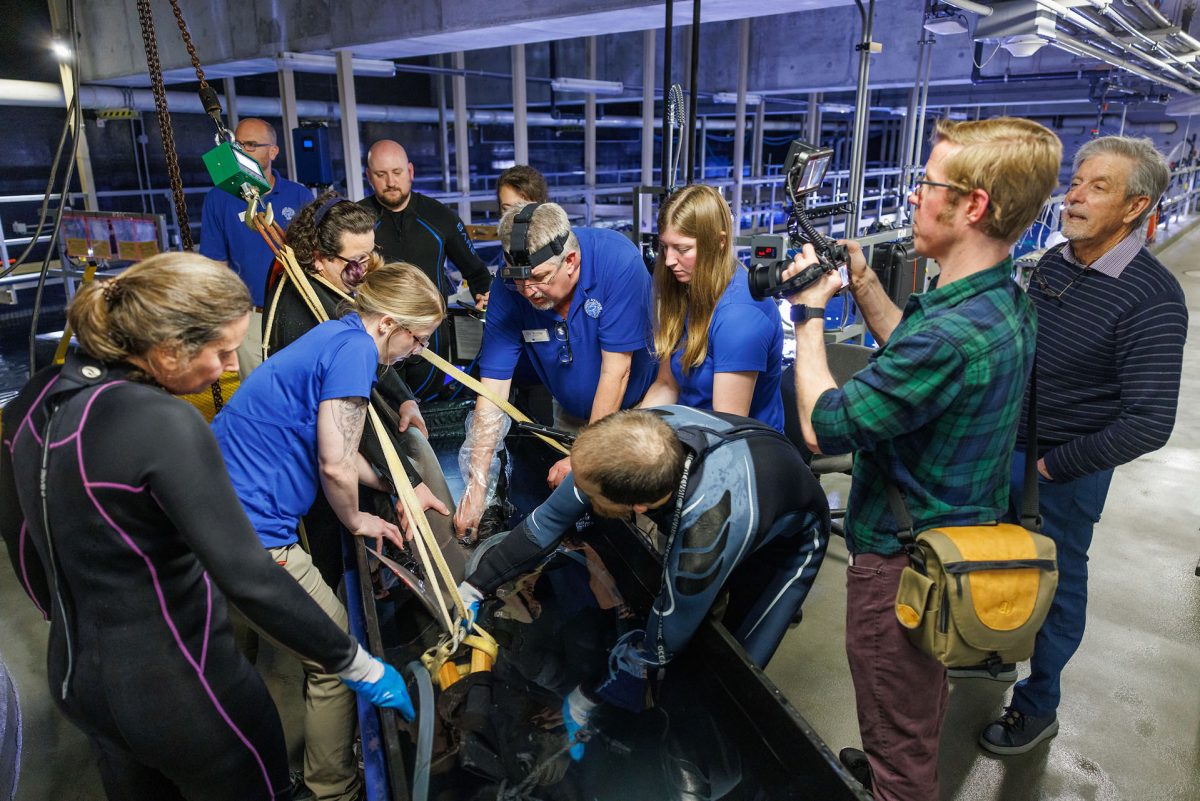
[507,257,566,290]
[235,140,271,151]
[908,177,961,199]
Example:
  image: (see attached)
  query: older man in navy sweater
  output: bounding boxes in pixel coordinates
[969,136,1189,754]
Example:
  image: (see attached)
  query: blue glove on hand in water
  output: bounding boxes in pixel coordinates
[562,687,598,761]
[338,645,415,722]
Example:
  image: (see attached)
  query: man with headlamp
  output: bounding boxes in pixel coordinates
[453,202,656,541]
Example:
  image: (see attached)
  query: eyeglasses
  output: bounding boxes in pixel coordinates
[235,140,271,151]
[909,178,962,198]
[403,326,431,349]
[332,249,379,273]
[506,258,565,290]
[1030,265,1088,304]
[554,320,573,366]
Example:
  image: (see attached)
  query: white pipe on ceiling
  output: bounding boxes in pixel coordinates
[0,79,802,131]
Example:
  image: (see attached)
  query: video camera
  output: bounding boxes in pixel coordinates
[747,140,850,300]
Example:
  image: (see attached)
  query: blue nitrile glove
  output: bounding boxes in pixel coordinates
[563,686,597,762]
[338,645,415,722]
[458,581,484,633]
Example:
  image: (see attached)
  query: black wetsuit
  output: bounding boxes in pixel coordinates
[359,192,494,400]
[0,353,357,801]
[469,406,831,668]
[263,272,426,588]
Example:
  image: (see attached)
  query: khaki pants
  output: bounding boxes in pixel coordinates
[267,544,359,801]
[236,309,265,380]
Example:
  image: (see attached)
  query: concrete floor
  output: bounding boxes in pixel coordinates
[2,224,1199,800]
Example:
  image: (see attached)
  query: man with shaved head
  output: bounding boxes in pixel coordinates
[360,140,493,400]
[200,117,313,376]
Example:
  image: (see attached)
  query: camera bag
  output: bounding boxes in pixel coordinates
[889,368,1058,668]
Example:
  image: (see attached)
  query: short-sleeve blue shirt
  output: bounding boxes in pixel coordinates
[670,268,785,432]
[212,314,378,548]
[478,227,656,420]
[199,170,313,306]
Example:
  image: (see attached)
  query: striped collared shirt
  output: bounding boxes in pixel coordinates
[1062,228,1144,277]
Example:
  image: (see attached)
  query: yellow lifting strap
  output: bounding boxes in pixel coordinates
[53,260,100,365]
[247,209,498,675]
[418,349,570,457]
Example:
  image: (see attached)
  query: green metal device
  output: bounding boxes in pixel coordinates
[202,141,271,199]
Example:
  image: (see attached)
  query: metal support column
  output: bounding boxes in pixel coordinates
[641,28,656,231]
[660,1,673,186]
[731,18,749,233]
[336,51,364,200]
[585,37,597,191]
[49,0,97,211]
[436,54,452,192]
[752,102,765,176]
[806,92,823,146]
[223,77,240,129]
[452,51,472,222]
[684,0,702,185]
[512,44,529,165]
[278,65,300,182]
[698,117,707,181]
[846,0,876,237]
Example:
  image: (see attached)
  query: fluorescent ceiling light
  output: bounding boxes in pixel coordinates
[550,77,625,95]
[713,92,763,105]
[277,51,397,78]
[923,12,969,35]
[1000,35,1049,58]
[820,103,855,114]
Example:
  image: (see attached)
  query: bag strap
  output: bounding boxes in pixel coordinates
[885,356,1041,550]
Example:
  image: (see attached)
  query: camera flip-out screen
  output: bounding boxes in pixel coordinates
[783,141,834,204]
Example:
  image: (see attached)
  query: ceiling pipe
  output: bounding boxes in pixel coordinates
[0,79,803,131]
[1051,30,1195,93]
[941,0,993,16]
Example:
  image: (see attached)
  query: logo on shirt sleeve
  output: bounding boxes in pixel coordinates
[282,206,296,221]
[584,298,603,319]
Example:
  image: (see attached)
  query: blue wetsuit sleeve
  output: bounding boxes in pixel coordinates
[144,399,358,673]
[466,473,593,594]
[198,189,228,264]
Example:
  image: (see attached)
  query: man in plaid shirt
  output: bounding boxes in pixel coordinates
[782,118,1062,801]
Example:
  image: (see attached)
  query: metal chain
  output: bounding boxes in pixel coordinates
[495,726,592,801]
[166,0,209,91]
[135,0,193,250]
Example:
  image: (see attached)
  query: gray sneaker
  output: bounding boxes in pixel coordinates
[948,662,1017,682]
[979,707,1059,755]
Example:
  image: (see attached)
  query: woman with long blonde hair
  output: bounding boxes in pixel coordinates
[640,184,785,430]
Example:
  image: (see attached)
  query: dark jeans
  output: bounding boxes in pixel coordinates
[845,552,948,801]
[1007,450,1114,718]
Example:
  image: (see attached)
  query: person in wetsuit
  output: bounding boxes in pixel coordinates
[360,140,493,400]
[215,262,448,801]
[457,406,830,760]
[0,253,411,801]
[264,192,464,587]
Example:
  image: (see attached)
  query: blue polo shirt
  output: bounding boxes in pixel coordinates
[479,227,655,420]
[212,314,378,548]
[670,267,785,432]
[199,169,313,306]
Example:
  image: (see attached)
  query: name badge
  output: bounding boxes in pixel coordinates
[522,328,551,343]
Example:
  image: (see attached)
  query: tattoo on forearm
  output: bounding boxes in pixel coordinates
[333,398,367,460]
